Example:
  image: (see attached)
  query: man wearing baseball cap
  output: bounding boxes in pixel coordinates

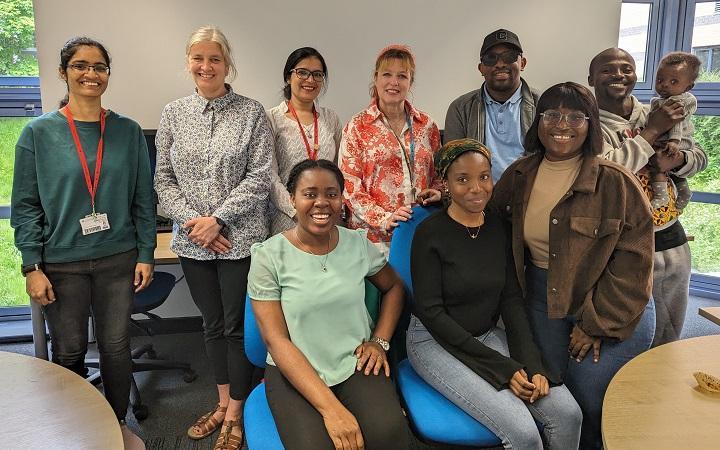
[444,28,539,181]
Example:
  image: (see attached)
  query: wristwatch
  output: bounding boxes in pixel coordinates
[370,336,390,351]
[214,216,227,229]
[21,263,43,277]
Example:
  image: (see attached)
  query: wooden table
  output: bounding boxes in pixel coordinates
[0,351,123,449]
[31,232,179,359]
[699,307,720,326]
[602,335,720,450]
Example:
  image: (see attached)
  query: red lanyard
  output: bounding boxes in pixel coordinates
[63,106,106,214]
[287,101,319,160]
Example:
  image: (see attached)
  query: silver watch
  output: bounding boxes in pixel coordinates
[370,336,390,351]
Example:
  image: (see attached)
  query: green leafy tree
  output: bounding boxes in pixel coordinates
[0,0,38,76]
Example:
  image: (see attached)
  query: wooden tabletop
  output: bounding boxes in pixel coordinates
[699,307,720,327]
[602,335,720,450]
[154,232,179,264]
[0,351,124,450]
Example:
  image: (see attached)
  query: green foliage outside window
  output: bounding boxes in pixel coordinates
[0,0,38,76]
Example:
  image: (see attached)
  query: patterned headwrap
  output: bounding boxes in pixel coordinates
[434,139,492,180]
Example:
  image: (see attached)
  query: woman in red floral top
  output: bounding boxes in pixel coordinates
[340,45,442,253]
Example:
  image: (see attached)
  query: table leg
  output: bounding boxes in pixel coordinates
[30,300,48,360]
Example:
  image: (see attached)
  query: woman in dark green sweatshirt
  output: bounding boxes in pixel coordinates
[10,37,155,443]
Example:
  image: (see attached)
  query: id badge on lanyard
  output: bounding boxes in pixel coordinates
[64,106,111,235]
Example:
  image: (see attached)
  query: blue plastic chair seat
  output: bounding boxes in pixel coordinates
[244,383,284,450]
[397,359,502,447]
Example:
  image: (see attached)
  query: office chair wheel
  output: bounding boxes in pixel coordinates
[133,404,149,421]
[183,369,198,383]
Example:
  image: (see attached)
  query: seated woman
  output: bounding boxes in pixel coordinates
[248,159,410,450]
[491,82,655,450]
[407,139,582,450]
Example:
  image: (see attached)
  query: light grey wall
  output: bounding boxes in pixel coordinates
[33,0,623,318]
[34,0,622,128]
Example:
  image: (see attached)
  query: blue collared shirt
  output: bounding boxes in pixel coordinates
[483,84,524,181]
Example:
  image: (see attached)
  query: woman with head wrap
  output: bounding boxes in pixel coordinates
[407,139,582,450]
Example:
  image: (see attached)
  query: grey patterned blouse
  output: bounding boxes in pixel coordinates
[266,101,342,234]
[154,86,273,260]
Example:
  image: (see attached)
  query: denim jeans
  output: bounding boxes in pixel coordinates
[406,316,582,450]
[180,256,255,401]
[524,264,655,450]
[43,249,136,420]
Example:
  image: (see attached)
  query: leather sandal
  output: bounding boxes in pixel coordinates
[187,403,227,439]
[214,419,243,450]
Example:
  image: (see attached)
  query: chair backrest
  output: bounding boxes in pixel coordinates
[387,204,441,296]
[244,294,268,368]
[132,271,176,314]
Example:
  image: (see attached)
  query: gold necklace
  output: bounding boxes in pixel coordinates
[295,228,331,272]
[464,211,486,239]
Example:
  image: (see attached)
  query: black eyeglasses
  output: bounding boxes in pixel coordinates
[68,63,110,74]
[480,50,521,67]
[291,68,326,82]
[540,110,589,128]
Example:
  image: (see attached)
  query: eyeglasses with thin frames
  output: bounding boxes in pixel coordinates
[540,110,590,128]
[291,68,325,82]
[480,50,522,67]
[68,63,110,75]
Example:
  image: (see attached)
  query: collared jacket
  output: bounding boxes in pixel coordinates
[443,77,539,145]
[489,153,654,340]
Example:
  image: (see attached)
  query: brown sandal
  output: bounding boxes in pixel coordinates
[187,403,227,439]
[214,419,243,450]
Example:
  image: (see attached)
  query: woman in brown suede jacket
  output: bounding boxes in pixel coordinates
[489,82,655,450]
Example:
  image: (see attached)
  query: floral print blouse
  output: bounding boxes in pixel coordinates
[340,99,441,246]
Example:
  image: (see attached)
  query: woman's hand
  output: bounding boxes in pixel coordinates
[529,374,550,403]
[354,341,389,377]
[134,263,155,293]
[207,234,233,254]
[26,271,55,305]
[509,369,535,401]
[415,188,442,205]
[569,324,601,363]
[383,206,413,231]
[183,216,222,248]
[322,406,364,450]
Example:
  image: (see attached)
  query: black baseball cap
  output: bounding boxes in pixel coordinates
[480,29,523,56]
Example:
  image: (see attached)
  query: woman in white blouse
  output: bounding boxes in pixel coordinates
[154,26,272,450]
[267,47,342,234]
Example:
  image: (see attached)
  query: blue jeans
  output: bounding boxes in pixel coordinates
[525,265,655,450]
[43,249,137,420]
[406,316,582,450]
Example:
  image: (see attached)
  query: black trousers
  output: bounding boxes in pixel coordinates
[265,365,411,450]
[180,256,254,400]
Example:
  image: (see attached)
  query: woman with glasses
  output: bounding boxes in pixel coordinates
[154,26,272,450]
[267,47,342,234]
[490,82,655,450]
[340,44,441,254]
[11,37,154,447]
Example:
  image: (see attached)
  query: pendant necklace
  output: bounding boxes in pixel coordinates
[464,211,486,239]
[295,228,331,272]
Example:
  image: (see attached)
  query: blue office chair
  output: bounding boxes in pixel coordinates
[86,271,197,420]
[243,294,285,450]
[388,204,503,447]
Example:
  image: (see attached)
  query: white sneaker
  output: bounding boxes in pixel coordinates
[120,423,146,450]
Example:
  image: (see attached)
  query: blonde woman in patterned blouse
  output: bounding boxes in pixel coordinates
[340,44,442,253]
[154,26,272,450]
[267,47,342,234]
